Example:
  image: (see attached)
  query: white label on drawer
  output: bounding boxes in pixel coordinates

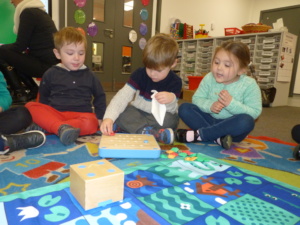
[263,44,275,49]
[186,64,193,67]
[259,71,271,76]
[258,78,269,82]
[262,51,274,56]
[261,58,272,63]
[263,38,275,44]
[260,65,271,69]
[241,39,251,44]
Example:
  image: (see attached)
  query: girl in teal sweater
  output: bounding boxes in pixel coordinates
[176,40,262,149]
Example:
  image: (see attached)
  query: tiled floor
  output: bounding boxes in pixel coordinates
[288,95,300,107]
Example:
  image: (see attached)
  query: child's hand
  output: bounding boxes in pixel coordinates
[211,101,225,113]
[100,118,114,135]
[218,90,232,106]
[155,92,175,104]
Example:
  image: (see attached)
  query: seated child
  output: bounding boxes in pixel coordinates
[100,33,182,144]
[176,40,262,149]
[0,72,45,154]
[26,27,106,145]
[292,124,300,144]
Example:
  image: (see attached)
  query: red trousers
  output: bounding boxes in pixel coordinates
[25,102,99,136]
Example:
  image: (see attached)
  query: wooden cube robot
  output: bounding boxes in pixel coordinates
[99,133,161,158]
[70,159,124,210]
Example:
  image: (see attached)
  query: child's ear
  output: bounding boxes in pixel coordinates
[170,58,178,69]
[53,48,61,60]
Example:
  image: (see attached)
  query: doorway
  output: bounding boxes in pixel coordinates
[62,0,153,91]
[260,5,300,96]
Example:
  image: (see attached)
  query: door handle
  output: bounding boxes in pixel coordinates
[104,29,114,38]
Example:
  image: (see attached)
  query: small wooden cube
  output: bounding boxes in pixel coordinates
[70,159,124,210]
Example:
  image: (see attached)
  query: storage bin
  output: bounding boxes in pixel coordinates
[224,28,244,36]
[199,40,213,47]
[188,76,204,90]
[185,42,197,51]
[235,37,256,44]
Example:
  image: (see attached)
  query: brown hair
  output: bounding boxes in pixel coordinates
[53,27,87,50]
[142,33,178,70]
[213,40,250,69]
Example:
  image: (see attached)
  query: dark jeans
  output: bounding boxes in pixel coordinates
[115,105,179,133]
[0,106,32,134]
[179,103,255,142]
[0,47,52,78]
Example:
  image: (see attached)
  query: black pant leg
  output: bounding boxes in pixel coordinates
[0,107,32,134]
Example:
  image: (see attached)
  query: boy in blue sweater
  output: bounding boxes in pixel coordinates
[100,33,182,144]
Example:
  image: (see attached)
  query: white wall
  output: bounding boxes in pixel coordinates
[160,0,300,37]
[51,0,59,29]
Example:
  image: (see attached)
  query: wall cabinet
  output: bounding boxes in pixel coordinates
[175,31,297,106]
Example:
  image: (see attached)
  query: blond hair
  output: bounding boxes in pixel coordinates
[143,33,178,70]
[53,27,87,50]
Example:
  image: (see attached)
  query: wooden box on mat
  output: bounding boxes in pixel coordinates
[70,159,124,210]
[99,133,161,158]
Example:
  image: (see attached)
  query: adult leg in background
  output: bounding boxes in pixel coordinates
[179,102,254,142]
[0,59,28,103]
[0,48,51,102]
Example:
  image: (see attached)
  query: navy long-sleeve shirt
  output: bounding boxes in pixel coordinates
[39,65,106,119]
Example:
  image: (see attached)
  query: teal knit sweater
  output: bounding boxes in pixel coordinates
[0,72,12,111]
[192,72,262,120]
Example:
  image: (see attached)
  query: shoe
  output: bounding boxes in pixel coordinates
[142,126,174,144]
[58,124,80,145]
[217,135,232,150]
[26,122,47,133]
[12,90,29,105]
[26,89,38,101]
[112,123,125,133]
[175,129,199,143]
[1,130,46,154]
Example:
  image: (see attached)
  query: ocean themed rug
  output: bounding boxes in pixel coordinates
[0,134,299,197]
[0,158,300,225]
[174,136,300,175]
[165,136,300,188]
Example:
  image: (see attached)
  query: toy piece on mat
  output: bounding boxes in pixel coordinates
[99,133,161,158]
[70,159,124,210]
[161,147,211,162]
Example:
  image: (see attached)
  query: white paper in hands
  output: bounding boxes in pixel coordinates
[151,90,166,126]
